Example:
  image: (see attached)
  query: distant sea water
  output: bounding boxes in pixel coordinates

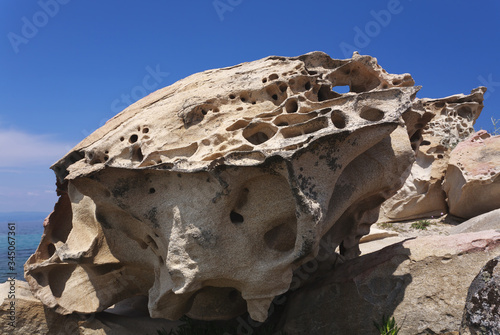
[0,212,47,283]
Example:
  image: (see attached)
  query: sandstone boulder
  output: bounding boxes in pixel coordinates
[379,88,486,222]
[281,230,500,335]
[443,130,500,219]
[450,208,500,234]
[25,51,424,322]
[460,256,500,335]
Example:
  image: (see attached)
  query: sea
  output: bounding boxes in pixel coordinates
[0,212,47,283]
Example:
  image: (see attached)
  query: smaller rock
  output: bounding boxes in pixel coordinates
[443,130,500,219]
[449,208,500,235]
[0,279,182,335]
[460,256,500,335]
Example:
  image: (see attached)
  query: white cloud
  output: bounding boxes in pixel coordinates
[0,129,75,168]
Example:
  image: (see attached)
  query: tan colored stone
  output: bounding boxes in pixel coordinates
[379,88,486,222]
[0,280,182,335]
[281,230,500,335]
[25,51,422,322]
[443,130,500,219]
[449,208,500,234]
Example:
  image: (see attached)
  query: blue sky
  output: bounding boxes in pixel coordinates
[1,0,499,213]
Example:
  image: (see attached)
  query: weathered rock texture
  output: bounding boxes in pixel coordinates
[443,130,500,219]
[379,88,486,222]
[460,255,500,335]
[25,51,424,322]
[0,280,181,335]
[450,208,500,235]
[281,230,500,335]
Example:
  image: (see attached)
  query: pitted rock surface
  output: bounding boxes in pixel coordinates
[379,87,486,222]
[26,51,425,322]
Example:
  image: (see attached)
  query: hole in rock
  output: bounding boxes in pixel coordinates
[281,117,329,138]
[273,113,317,127]
[129,134,138,143]
[333,85,350,93]
[269,73,279,80]
[47,243,56,257]
[159,142,199,159]
[229,94,236,99]
[410,131,422,144]
[264,221,296,252]
[457,106,472,119]
[331,110,347,129]
[359,107,384,122]
[279,83,288,93]
[272,94,278,101]
[228,289,240,302]
[392,79,401,85]
[435,102,445,108]
[262,78,267,83]
[304,82,311,90]
[230,211,244,224]
[142,128,149,133]
[120,137,125,141]
[421,140,431,146]
[149,188,155,194]
[242,123,277,145]
[285,99,298,113]
[318,85,340,101]
[132,146,144,162]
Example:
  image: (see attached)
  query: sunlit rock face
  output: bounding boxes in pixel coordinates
[443,130,500,219]
[25,51,423,322]
[379,87,486,222]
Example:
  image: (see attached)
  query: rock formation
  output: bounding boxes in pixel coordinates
[460,255,500,335]
[443,130,500,219]
[449,208,500,234]
[0,280,181,335]
[379,88,486,222]
[25,51,425,322]
[281,230,500,335]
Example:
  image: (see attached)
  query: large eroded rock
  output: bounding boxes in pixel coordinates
[25,52,424,322]
[379,88,486,222]
[443,130,500,219]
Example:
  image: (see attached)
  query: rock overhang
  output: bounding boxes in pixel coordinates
[27,51,435,322]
